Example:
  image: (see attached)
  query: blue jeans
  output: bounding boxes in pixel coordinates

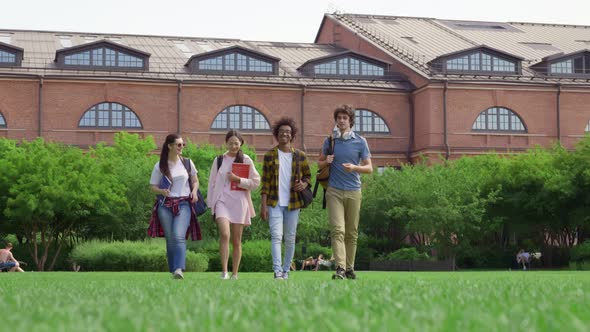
[157,201,191,273]
[268,205,300,273]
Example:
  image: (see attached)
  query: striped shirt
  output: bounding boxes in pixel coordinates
[261,146,312,210]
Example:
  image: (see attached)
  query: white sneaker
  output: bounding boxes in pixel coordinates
[173,268,184,279]
[230,274,238,280]
[282,271,289,280]
[274,271,283,280]
[221,272,229,280]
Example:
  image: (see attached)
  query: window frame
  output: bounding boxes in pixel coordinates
[0,112,6,128]
[430,46,522,75]
[0,42,23,67]
[471,107,527,133]
[55,40,149,71]
[299,52,391,79]
[78,102,143,129]
[548,53,590,76]
[187,46,279,76]
[352,109,391,135]
[210,105,271,132]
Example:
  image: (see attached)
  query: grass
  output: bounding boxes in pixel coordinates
[1,271,589,331]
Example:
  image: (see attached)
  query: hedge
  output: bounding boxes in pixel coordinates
[70,240,208,272]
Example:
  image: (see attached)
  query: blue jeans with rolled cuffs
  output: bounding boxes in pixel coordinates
[157,201,191,273]
[268,205,300,273]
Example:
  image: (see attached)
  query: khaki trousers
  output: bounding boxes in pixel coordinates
[326,187,362,270]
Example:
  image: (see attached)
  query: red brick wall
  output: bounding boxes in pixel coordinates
[0,78,39,141]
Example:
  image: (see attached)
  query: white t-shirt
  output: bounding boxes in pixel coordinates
[277,149,292,207]
[150,158,197,197]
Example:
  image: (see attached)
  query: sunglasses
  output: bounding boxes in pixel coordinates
[173,143,186,148]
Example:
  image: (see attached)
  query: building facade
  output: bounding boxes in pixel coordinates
[1,13,590,165]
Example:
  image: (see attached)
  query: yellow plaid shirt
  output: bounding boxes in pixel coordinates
[261,146,312,210]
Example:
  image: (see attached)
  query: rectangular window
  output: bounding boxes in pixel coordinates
[482,54,491,71]
[98,110,109,127]
[64,51,90,65]
[105,49,116,67]
[338,58,349,75]
[112,110,123,127]
[92,49,103,66]
[315,61,337,75]
[550,60,572,74]
[350,59,360,75]
[224,54,235,71]
[469,53,480,71]
[229,106,240,129]
[0,50,16,63]
[499,108,509,130]
[487,108,497,130]
[446,56,469,71]
[199,56,223,70]
[237,54,248,71]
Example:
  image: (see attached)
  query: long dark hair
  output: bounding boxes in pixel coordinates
[159,133,180,179]
[226,129,244,163]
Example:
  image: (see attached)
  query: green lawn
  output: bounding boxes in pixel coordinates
[1,271,589,331]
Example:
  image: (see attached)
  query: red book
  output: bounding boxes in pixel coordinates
[231,163,250,191]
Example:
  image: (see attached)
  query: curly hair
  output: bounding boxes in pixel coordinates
[333,104,355,127]
[272,117,298,142]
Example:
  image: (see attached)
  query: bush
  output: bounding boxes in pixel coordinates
[70,240,208,272]
[570,240,590,262]
[377,247,430,261]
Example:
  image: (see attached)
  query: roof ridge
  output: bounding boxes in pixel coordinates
[334,14,431,74]
[426,20,479,47]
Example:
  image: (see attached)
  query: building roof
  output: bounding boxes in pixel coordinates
[325,13,590,84]
[0,28,410,91]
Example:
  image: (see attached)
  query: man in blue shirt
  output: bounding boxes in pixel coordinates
[318,105,373,280]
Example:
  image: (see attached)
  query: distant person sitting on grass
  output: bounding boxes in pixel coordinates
[0,242,25,272]
[300,254,324,271]
[516,249,541,270]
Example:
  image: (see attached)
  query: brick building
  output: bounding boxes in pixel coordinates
[1,13,590,165]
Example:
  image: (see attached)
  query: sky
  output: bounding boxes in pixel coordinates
[3,0,589,42]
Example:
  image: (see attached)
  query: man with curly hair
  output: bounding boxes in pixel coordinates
[260,117,312,280]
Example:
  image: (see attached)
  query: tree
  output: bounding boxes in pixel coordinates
[1,138,128,271]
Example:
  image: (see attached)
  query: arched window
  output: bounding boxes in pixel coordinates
[211,105,270,131]
[78,102,142,129]
[352,109,390,134]
[0,112,6,128]
[472,107,526,132]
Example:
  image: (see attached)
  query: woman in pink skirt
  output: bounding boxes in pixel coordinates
[207,130,260,280]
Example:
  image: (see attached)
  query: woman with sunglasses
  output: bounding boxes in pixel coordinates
[207,130,260,280]
[149,134,200,279]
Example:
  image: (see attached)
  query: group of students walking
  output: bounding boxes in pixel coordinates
[149,105,372,280]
